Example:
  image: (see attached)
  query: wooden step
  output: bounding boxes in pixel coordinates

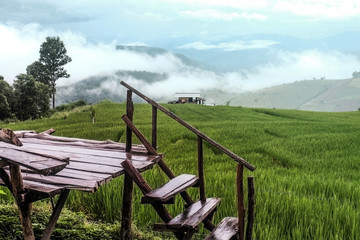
[141,174,198,204]
[154,198,221,232]
[204,217,238,240]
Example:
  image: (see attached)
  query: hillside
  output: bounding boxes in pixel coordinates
[1,102,360,239]
[229,78,360,112]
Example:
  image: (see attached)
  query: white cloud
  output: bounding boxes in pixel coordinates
[0,22,183,85]
[182,9,267,21]
[274,0,360,19]
[235,49,360,91]
[178,40,279,51]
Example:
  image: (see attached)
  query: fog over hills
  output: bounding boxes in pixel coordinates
[57,38,360,112]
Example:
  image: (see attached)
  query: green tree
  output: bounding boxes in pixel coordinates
[39,36,72,108]
[26,61,50,85]
[13,74,50,120]
[0,75,15,120]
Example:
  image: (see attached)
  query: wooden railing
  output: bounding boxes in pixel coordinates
[120,81,255,240]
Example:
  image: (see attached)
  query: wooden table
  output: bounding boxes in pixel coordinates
[0,131,160,240]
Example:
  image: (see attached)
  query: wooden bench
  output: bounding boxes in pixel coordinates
[0,130,160,240]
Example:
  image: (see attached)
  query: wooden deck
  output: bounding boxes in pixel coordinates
[0,130,160,240]
[0,132,160,195]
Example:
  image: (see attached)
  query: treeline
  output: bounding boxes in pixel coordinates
[0,36,71,121]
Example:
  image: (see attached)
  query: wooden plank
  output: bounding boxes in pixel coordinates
[22,180,64,196]
[14,144,157,166]
[18,142,157,161]
[121,159,185,239]
[36,168,113,186]
[155,198,221,231]
[204,217,238,240]
[0,147,68,176]
[64,161,124,177]
[21,173,98,192]
[120,81,255,171]
[143,174,198,203]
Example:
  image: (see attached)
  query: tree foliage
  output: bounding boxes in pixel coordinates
[0,75,15,120]
[13,74,50,121]
[39,36,72,108]
[26,61,50,85]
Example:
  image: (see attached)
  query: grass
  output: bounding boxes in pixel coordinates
[1,101,360,239]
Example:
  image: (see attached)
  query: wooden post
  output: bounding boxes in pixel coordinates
[237,164,245,240]
[246,176,255,240]
[152,106,157,149]
[41,190,70,240]
[197,136,206,202]
[10,163,35,240]
[120,173,134,240]
[126,90,134,152]
[122,90,134,239]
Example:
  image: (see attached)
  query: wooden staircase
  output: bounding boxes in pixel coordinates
[119,81,256,240]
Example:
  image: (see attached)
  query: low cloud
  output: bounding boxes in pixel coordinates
[177,40,279,51]
[182,9,267,21]
[230,49,360,91]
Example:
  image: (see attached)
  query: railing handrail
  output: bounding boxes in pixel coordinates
[120,81,255,171]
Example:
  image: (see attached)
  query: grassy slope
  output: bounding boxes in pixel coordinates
[229,78,360,112]
[1,101,360,239]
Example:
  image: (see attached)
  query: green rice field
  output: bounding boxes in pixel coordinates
[1,101,360,239]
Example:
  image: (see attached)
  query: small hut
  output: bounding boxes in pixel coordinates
[168,93,205,105]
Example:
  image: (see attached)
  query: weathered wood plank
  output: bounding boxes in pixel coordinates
[204,217,238,240]
[18,141,157,161]
[21,173,98,192]
[0,147,68,176]
[155,198,221,231]
[21,180,64,196]
[143,174,198,203]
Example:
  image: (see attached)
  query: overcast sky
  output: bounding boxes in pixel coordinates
[1,0,360,91]
[1,0,360,43]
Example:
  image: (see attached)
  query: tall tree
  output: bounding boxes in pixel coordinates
[39,36,72,108]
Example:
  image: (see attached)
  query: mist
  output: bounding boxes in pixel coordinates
[1,22,359,101]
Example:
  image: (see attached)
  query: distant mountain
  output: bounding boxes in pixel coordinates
[227,78,360,112]
[116,45,209,70]
[56,70,168,105]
